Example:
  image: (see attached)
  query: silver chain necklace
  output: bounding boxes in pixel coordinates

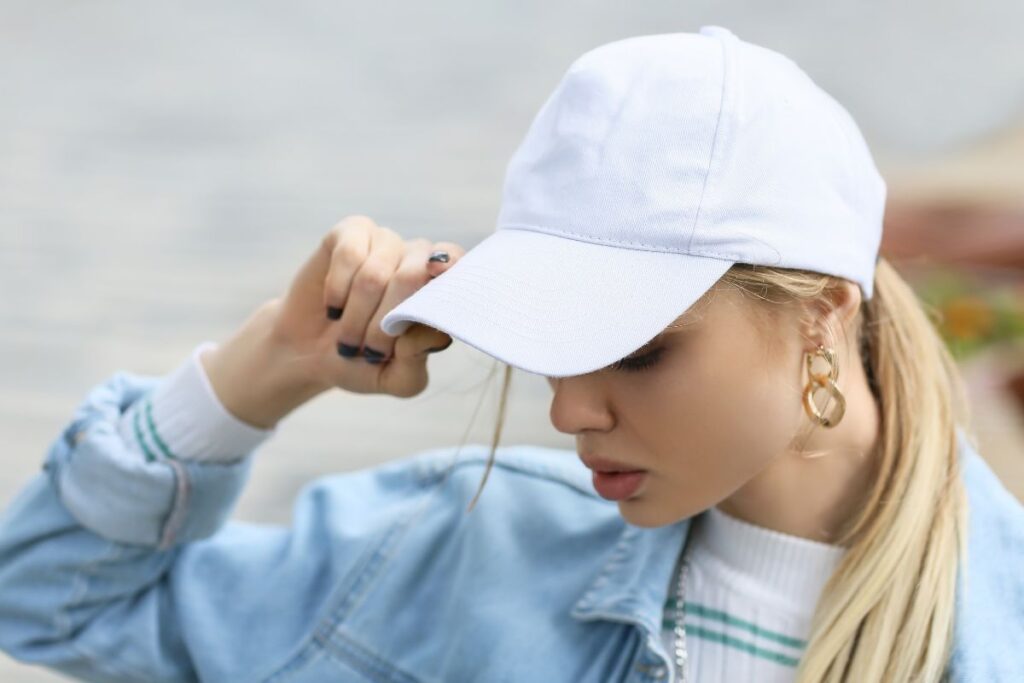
[671,556,691,682]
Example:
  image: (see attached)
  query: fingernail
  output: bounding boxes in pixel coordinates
[326,306,343,320]
[428,251,450,263]
[363,347,386,364]
[337,342,360,358]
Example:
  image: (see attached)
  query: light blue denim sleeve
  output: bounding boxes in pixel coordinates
[0,370,438,682]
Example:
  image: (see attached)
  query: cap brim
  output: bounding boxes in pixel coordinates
[381,228,735,377]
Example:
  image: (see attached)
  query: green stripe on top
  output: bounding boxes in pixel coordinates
[142,396,179,461]
[132,402,157,463]
[685,624,801,668]
[663,600,808,649]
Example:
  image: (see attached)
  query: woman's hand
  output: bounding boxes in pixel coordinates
[201,215,466,428]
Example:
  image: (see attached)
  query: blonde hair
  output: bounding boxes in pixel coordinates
[460,256,971,682]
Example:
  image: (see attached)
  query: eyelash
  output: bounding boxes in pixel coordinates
[608,347,665,373]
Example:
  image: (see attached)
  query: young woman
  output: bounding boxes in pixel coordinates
[1,25,1021,683]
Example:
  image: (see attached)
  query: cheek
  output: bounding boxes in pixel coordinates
[720,363,802,466]
[646,347,801,503]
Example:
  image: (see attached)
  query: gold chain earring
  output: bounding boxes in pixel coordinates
[802,344,846,428]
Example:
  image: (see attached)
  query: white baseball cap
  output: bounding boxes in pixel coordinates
[381,25,886,378]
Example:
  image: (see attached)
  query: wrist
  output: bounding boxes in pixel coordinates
[118,341,275,463]
[201,299,326,429]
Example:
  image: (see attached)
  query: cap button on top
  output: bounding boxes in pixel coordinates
[699,25,735,39]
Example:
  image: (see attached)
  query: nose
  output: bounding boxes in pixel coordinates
[547,375,614,435]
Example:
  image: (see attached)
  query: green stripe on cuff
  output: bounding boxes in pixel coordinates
[132,401,158,463]
[663,600,808,649]
[142,396,179,461]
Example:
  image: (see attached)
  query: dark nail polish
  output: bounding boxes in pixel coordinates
[428,251,450,263]
[362,347,386,364]
[326,306,343,320]
[337,342,360,358]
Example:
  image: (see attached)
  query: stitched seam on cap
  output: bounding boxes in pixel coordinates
[499,223,744,260]
[686,33,730,253]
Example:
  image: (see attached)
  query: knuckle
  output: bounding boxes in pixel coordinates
[352,264,391,292]
[392,265,425,289]
[374,224,402,241]
[325,216,375,246]
[334,240,365,266]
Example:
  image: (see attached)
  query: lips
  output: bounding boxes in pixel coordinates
[579,453,644,474]
[579,453,648,500]
[591,470,647,500]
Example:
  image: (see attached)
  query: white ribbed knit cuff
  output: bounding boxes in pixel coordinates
[118,341,276,463]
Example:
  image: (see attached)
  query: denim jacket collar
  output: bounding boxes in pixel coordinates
[570,513,694,646]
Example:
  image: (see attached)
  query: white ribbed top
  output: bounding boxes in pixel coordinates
[662,505,848,682]
[697,505,848,602]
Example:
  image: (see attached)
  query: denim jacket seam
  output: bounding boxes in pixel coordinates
[240,609,334,683]
[157,457,192,550]
[45,422,113,643]
[54,537,121,640]
[315,628,423,683]
[70,637,196,683]
[59,541,196,683]
[320,488,434,629]
[248,487,434,683]
[260,635,339,683]
[259,639,332,683]
[416,448,602,501]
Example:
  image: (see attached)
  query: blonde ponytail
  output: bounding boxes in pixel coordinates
[790,257,970,682]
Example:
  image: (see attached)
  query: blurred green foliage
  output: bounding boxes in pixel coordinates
[914,268,1024,359]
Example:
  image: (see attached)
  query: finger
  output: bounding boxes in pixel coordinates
[322,216,375,314]
[380,323,453,398]
[426,240,468,279]
[334,226,405,360]
[363,237,434,358]
[282,216,371,323]
[395,322,452,359]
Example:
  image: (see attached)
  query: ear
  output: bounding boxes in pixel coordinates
[797,280,863,352]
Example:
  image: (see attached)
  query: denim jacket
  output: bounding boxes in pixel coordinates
[0,371,1021,682]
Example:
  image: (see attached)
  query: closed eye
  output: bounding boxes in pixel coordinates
[606,347,666,373]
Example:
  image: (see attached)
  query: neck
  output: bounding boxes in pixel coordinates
[716,368,881,545]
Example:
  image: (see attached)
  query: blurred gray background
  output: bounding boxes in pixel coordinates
[3,2,1023,680]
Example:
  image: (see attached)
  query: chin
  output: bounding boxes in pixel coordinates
[617,500,680,529]
[618,497,705,529]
